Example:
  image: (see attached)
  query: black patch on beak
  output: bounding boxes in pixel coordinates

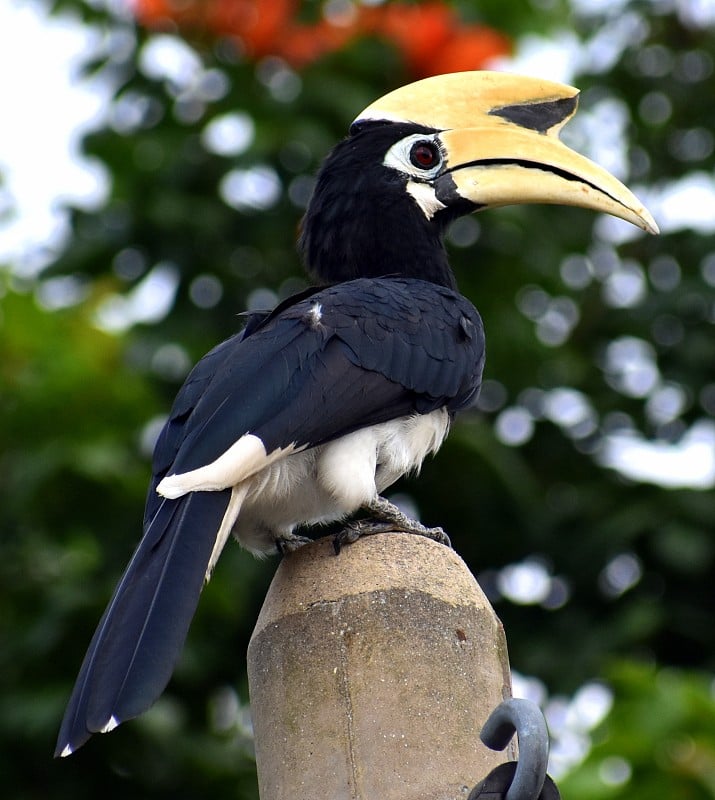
[489,95,578,134]
[434,173,484,215]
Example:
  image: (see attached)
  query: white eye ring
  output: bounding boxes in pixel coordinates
[383,133,444,179]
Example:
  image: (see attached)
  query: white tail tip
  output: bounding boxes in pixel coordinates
[100,715,119,734]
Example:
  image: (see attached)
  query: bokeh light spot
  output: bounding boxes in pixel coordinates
[202,112,255,156]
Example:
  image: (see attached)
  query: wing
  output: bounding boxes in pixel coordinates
[56,277,484,756]
[160,277,485,479]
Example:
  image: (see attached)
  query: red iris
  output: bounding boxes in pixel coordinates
[410,141,439,170]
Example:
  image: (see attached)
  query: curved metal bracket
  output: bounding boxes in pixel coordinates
[479,698,549,800]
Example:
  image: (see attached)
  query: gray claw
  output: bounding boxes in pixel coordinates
[276,533,313,555]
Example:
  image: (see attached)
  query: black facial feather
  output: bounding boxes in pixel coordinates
[299,122,461,288]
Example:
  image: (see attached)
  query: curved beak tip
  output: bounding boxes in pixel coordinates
[642,209,660,236]
[624,200,659,236]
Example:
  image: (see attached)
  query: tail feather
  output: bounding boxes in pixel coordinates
[55,489,231,757]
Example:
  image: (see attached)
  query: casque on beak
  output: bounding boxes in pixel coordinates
[355,71,658,235]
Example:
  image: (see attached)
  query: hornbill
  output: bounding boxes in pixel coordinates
[56,71,657,757]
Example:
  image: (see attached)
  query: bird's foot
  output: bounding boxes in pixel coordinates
[333,519,399,553]
[276,532,314,555]
[333,496,451,554]
[364,496,452,547]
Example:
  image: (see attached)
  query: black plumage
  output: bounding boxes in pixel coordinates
[57,116,489,755]
[57,273,485,754]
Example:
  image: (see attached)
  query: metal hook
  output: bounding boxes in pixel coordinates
[479,698,549,800]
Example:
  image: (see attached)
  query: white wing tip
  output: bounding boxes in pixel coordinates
[59,743,74,758]
[156,475,187,499]
[155,434,279,499]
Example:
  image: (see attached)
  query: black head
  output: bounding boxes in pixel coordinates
[299,73,657,289]
[299,122,471,289]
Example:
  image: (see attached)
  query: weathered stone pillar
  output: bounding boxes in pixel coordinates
[248,533,513,800]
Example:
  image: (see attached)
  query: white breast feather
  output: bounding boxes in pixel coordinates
[318,408,450,504]
[157,410,450,558]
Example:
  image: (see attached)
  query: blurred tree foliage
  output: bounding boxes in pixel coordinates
[1,0,714,797]
[561,662,715,799]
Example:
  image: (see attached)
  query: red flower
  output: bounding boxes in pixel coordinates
[131,0,511,77]
[132,0,297,58]
[366,2,510,77]
[417,27,512,77]
[279,19,356,68]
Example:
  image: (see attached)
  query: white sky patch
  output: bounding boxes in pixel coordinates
[138,33,203,92]
[202,112,255,157]
[94,262,180,333]
[598,420,715,489]
[219,165,282,211]
[0,0,111,272]
[495,13,648,83]
[675,0,715,28]
[497,559,552,605]
[645,172,715,235]
[492,31,582,85]
[598,172,715,244]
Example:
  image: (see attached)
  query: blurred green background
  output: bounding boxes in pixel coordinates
[2,0,714,797]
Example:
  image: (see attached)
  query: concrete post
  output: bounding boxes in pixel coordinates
[247,533,514,800]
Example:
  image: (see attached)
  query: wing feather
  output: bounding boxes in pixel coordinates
[57,276,485,756]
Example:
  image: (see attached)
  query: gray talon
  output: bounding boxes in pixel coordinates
[332,496,451,553]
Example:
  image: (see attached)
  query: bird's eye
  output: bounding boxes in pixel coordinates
[383,134,443,178]
[409,141,440,170]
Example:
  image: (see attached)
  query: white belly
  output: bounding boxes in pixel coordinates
[233,408,450,554]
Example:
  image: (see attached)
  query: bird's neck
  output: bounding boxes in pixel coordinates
[299,173,457,290]
[309,226,456,289]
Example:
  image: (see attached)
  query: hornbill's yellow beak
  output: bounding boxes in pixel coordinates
[355,71,658,235]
